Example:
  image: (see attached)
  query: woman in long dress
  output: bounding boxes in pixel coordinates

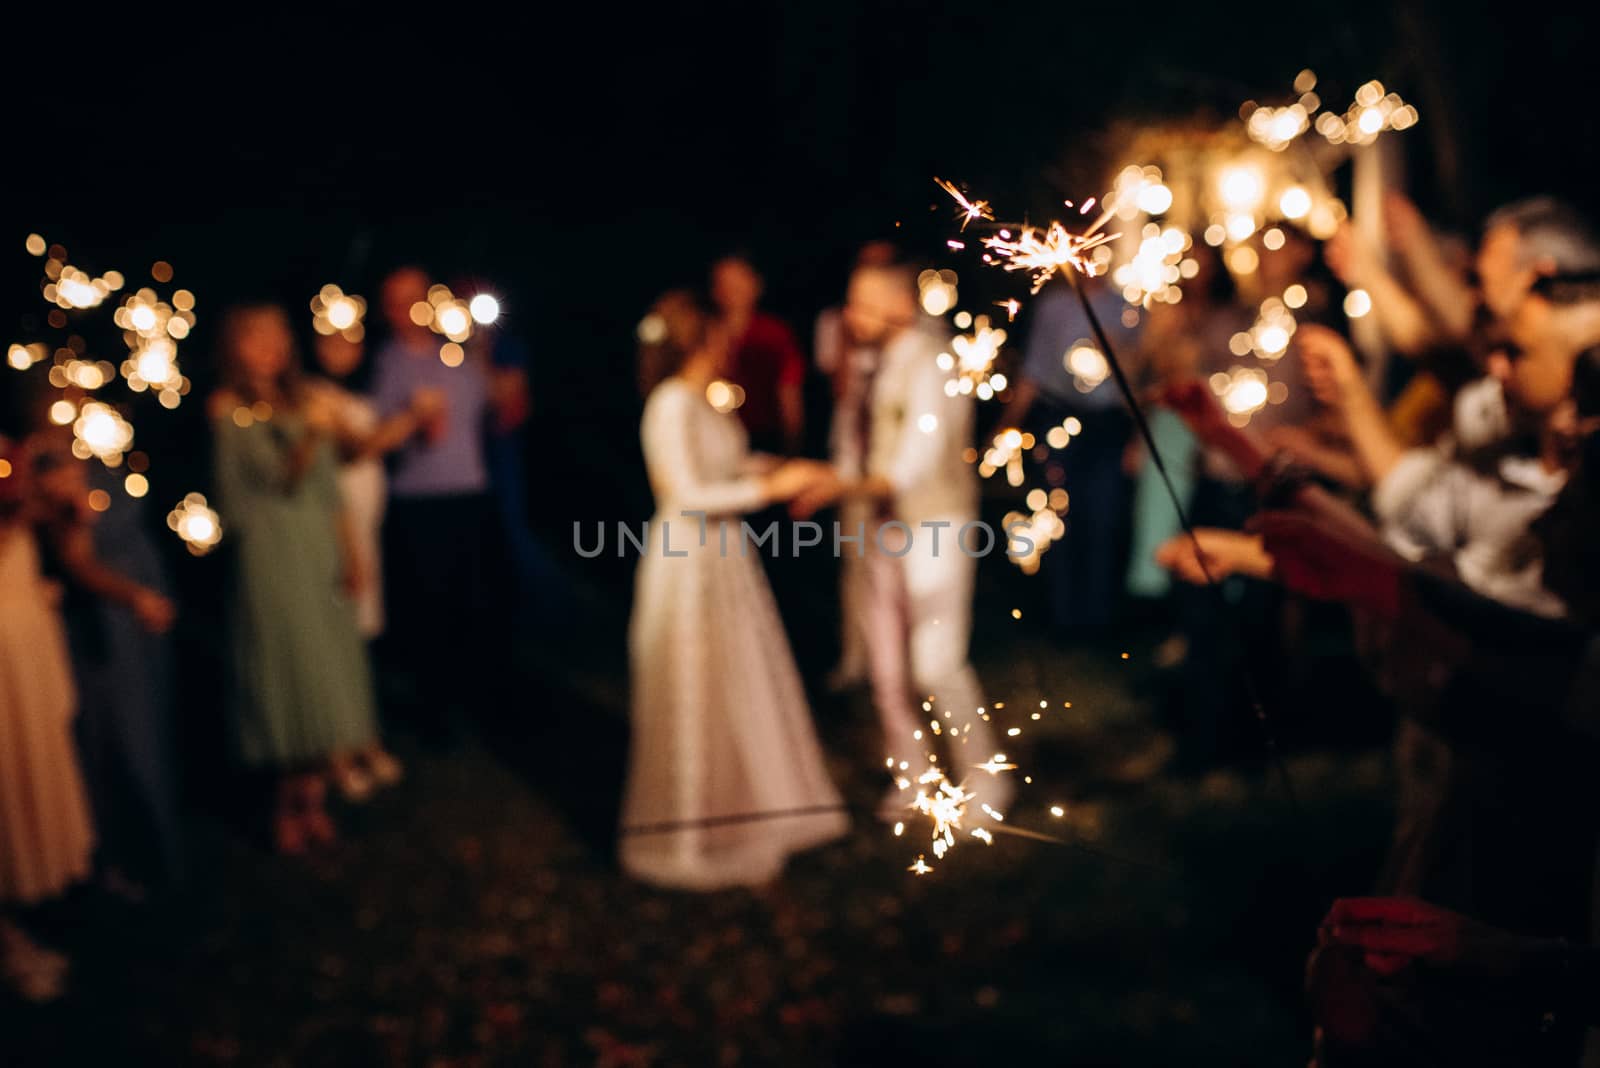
[210,305,381,853]
[33,437,183,891]
[0,439,94,1001]
[620,291,848,891]
[307,329,438,800]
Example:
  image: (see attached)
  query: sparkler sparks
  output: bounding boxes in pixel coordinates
[977,427,1030,485]
[933,177,993,230]
[937,316,1008,400]
[980,220,1118,294]
[1111,225,1190,306]
[917,269,960,316]
[1318,80,1418,146]
[168,493,223,556]
[889,737,1022,872]
[1210,366,1274,425]
[311,284,367,341]
[72,401,134,466]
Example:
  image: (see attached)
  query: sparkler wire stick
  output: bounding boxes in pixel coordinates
[620,801,1171,873]
[1064,270,1301,814]
[619,804,851,836]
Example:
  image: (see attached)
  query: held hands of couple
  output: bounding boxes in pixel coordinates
[759,459,840,513]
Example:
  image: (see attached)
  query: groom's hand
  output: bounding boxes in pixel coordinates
[789,468,847,519]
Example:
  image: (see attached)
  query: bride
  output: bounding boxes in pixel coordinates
[621,291,848,890]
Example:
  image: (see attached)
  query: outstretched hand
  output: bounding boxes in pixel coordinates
[1323,223,1382,289]
[1320,897,1533,980]
[1156,379,1268,479]
[131,588,177,634]
[787,465,849,519]
[1296,324,1363,411]
[1157,379,1230,444]
[1249,509,1401,616]
[760,459,836,512]
[1154,527,1273,586]
[1382,190,1429,252]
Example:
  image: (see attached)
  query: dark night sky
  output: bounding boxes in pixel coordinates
[4,1,1598,516]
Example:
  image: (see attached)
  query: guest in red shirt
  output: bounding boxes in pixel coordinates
[710,254,806,454]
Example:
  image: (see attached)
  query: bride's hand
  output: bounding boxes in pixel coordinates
[763,459,832,503]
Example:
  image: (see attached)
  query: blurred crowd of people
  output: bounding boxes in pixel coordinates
[1145,194,1600,1064]
[624,192,1600,1061]
[0,266,545,1000]
[4,186,1600,1064]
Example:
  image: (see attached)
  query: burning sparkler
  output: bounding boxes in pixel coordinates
[71,401,134,466]
[1317,80,1418,147]
[311,284,367,342]
[168,493,223,556]
[933,176,993,230]
[937,315,1008,401]
[980,219,1119,294]
[917,268,960,317]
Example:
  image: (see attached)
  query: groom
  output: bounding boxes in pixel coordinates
[792,262,1012,818]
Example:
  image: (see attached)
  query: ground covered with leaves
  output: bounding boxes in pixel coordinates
[3,570,1395,1066]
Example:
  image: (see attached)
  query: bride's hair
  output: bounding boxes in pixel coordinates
[637,289,710,396]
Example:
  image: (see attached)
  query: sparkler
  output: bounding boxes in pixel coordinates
[978,427,1029,485]
[311,284,367,342]
[71,401,134,466]
[1111,225,1190,307]
[168,493,223,556]
[937,316,1008,401]
[979,217,1119,294]
[1211,366,1272,424]
[938,177,1304,813]
[917,269,960,317]
[933,177,993,231]
[1317,80,1417,147]
[468,293,500,325]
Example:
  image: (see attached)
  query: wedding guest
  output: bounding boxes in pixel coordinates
[31,432,183,891]
[711,254,806,455]
[998,276,1141,632]
[307,327,438,798]
[456,287,569,622]
[0,438,94,1002]
[370,266,493,743]
[210,304,380,853]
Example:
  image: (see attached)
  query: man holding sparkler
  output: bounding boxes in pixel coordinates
[791,262,1011,819]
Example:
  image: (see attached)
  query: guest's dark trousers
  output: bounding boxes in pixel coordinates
[382,492,494,743]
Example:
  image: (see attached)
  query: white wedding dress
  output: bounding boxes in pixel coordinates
[620,378,848,890]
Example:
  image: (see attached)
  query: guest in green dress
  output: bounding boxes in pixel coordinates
[211,304,378,854]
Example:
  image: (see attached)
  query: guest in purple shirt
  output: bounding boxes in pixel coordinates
[372,266,494,744]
